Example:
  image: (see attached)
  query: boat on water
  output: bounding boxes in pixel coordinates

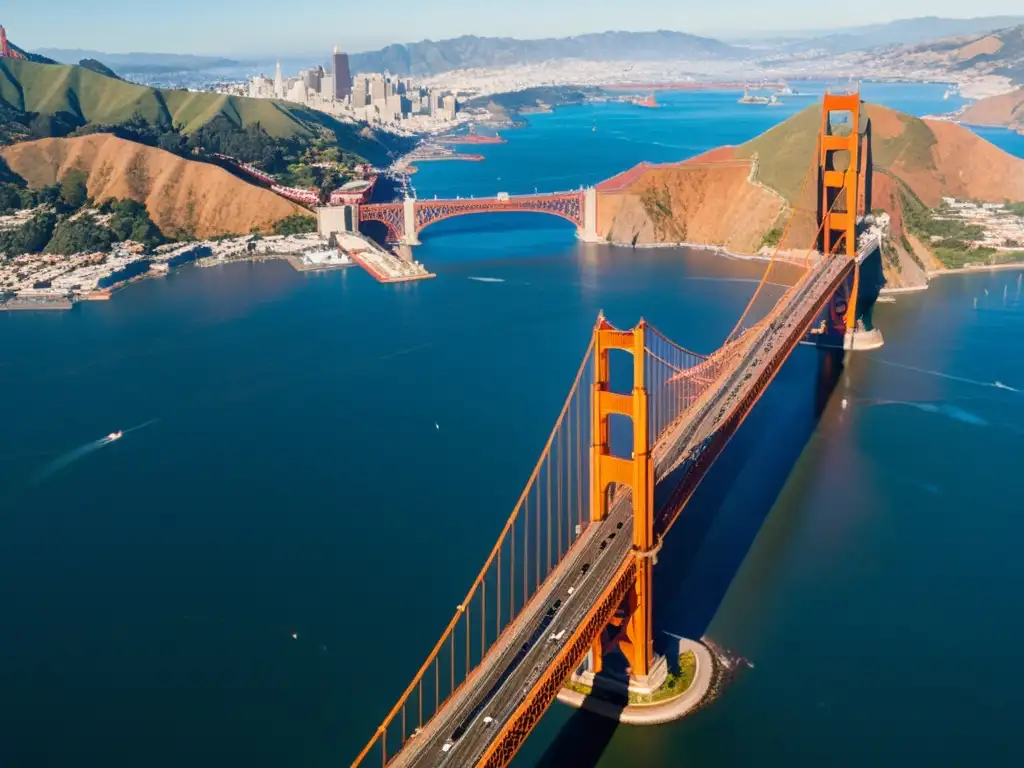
[739,89,771,105]
[107,431,123,441]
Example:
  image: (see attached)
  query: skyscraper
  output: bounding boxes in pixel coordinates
[303,66,323,95]
[274,61,284,99]
[352,76,370,108]
[332,46,352,101]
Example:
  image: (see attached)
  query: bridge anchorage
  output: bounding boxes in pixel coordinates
[352,90,885,768]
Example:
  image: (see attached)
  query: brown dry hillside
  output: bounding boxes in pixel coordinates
[897,119,1024,205]
[595,157,787,252]
[739,103,1024,207]
[0,134,306,238]
[960,87,1024,131]
[593,102,1024,256]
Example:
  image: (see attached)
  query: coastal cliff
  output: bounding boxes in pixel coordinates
[596,151,786,254]
[1,134,307,238]
[595,103,1024,287]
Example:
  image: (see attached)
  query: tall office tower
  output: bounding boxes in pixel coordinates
[352,77,369,108]
[303,66,323,94]
[321,74,334,101]
[369,74,386,103]
[442,94,457,121]
[274,61,284,99]
[332,46,352,100]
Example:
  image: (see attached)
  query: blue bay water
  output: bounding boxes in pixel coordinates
[1,83,1022,766]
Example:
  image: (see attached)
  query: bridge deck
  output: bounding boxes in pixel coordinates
[389,252,856,767]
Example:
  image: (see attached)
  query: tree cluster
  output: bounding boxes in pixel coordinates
[271,214,317,235]
[0,211,57,255]
[44,213,116,255]
[187,116,299,173]
[99,198,165,250]
[0,171,167,257]
[71,112,181,150]
[0,170,91,216]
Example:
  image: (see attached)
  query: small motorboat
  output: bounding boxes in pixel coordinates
[107,430,123,441]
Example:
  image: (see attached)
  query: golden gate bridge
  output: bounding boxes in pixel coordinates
[349,91,876,768]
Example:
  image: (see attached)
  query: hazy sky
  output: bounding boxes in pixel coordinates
[4,1,1023,56]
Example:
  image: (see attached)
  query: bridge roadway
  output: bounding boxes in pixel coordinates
[392,253,854,768]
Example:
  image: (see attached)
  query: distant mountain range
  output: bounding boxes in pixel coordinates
[944,24,1024,83]
[36,49,240,74]
[348,31,744,76]
[736,15,1024,53]
[19,16,1024,81]
[7,42,57,65]
[859,24,1024,85]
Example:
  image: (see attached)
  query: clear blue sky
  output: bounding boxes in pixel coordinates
[4,1,1023,56]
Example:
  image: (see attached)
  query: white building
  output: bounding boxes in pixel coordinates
[274,61,284,99]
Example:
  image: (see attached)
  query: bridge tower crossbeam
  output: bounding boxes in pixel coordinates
[588,315,661,687]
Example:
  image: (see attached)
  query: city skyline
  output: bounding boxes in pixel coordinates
[5,1,1024,56]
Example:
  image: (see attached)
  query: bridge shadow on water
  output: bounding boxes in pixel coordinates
[531,345,846,768]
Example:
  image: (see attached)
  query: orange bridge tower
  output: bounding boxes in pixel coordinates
[0,26,24,59]
[585,315,667,692]
[817,90,865,332]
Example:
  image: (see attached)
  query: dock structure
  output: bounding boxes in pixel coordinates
[333,232,435,284]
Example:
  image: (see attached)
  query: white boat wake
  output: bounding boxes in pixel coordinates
[874,359,1020,393]
[865,399,990,427]
[30,418,160,485]
[468,276,506,283]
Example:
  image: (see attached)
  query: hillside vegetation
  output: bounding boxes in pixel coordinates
[596,101,1024,279]
[0,58,307,137]
[737,103,1024,207]
[1,134,307,239]
[0,58,402,166]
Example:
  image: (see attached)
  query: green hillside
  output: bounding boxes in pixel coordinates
[0,57,317,139]
[736,103,939,204]
[735,105,822,204]
[0,57,412,168]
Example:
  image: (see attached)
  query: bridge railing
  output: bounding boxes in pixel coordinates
[352,331,598,767]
